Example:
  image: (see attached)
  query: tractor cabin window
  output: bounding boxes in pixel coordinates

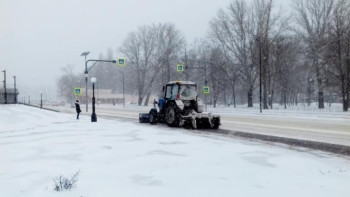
[171,85,179,100]
[179,85,197,100]
[165,85,172,99]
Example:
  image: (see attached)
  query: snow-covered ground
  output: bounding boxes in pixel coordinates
[1,105,350,197]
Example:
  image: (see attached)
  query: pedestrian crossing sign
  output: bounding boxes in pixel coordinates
[203,86,210,94]
[117,58,125,66]
[177,64,184,72]
[74,88,82,96]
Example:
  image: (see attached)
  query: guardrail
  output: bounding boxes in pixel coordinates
[18,102,60,113]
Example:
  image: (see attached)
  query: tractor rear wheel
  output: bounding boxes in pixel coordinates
[211,117,220,129]
[165,105,179,127]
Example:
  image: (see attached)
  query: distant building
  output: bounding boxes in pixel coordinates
[81,88,137,104]
[0,88,19,104]
[79,88,156,105]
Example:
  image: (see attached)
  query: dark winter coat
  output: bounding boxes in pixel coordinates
[75,102,81,113]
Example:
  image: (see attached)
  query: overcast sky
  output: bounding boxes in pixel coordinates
[0,0,291,100]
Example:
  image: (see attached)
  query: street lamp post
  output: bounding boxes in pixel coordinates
[40,92,43,109]
[2,70,7,104]
[81,51,116,112]
[84,59,117,110]
[284,87,287,109]
[13,76,16,103]
[81,51,90,112]
[91,77,97,122]
[121,71,125,108]
[307,78,314,106]
[256,37,262,113]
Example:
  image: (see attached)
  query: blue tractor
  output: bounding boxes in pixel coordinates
[139,81,220,129]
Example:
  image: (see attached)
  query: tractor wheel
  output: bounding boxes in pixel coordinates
[149,109,158,125]
[165,105,179,127]
[211,117,220,129]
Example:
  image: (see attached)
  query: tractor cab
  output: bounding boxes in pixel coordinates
[158,81,197,112]
[162,81,197,101]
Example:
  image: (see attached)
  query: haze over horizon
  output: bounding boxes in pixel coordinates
[0,0,291,100]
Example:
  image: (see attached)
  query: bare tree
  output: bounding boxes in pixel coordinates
[120,23,184,106]
[210,0,258,107]
[220,46,239,107]
[326,0,350,111]
[120,25,158,105]
[252,0,292,109]
[208,47,230,107]
[156,23,185,84]
[57,65,82,103]
[183,40,211,105]
[272,36,304,108]
[293,0,334,109]
[254,0,274,109]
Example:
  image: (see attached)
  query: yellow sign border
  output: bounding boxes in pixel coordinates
[177,64,184,72]
[117,58,126,66]
[74,88,82,96]
[203,86,210,94]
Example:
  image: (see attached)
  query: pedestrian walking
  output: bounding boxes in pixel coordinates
[75,100,81,119]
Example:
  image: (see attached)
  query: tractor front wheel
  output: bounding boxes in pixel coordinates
[149,109,158,125]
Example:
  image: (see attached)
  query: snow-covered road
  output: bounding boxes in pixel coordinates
[1,105,350,197]
[50,104,350,146]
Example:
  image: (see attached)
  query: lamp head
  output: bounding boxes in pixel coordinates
[81,51,90,56]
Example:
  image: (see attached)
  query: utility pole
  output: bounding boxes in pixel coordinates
[204,66,208,111]
[2,70,7,104]
[81,51,90,112]
[13,76,17,103]
[184,46,189,81]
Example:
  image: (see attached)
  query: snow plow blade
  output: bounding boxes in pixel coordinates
[180,112,220,129]
[139,113,150,123]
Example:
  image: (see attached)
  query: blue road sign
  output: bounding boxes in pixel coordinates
[74,88,82,96]
[118,58,125,66]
